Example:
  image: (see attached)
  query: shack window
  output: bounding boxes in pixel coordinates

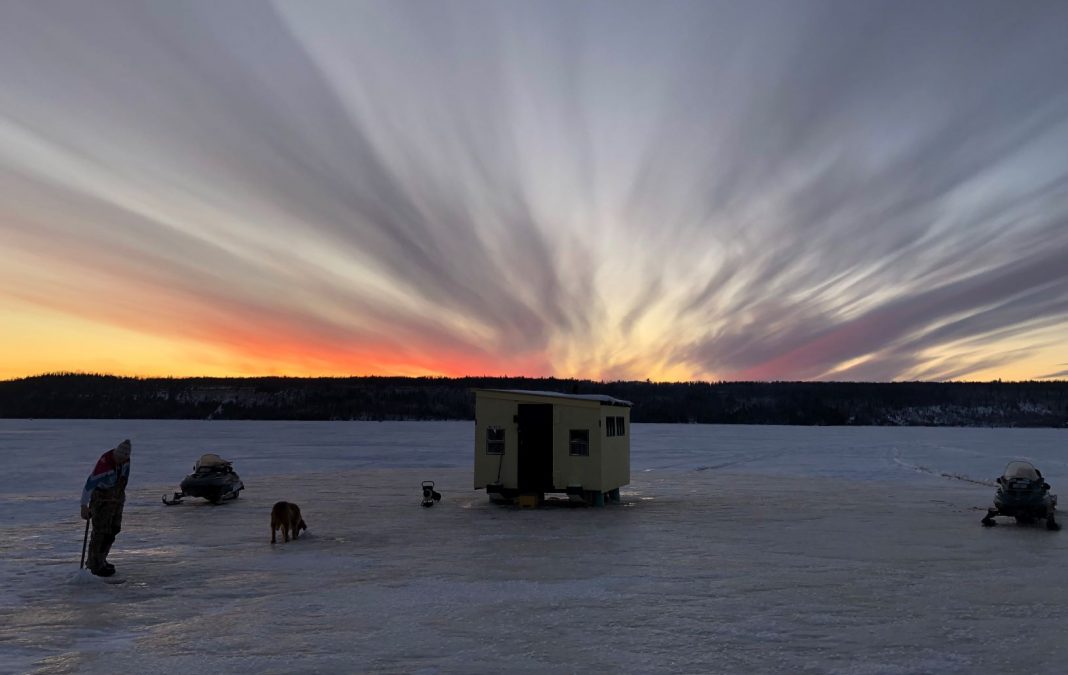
[615,416,625,436]
[486,427,505,455]
[606,416,616,436]
[569,429,590,456]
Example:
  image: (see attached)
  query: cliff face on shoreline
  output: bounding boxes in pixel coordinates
[2,374,1066,427]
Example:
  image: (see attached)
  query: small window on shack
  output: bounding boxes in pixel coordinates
[486,427,505,455]
[569,429,590,456]
[606,416,616,437]
[615,416,625,436]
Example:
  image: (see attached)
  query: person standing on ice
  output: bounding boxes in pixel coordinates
[80,439,131,577]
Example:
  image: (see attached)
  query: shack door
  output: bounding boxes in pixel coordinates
[517,404,553,492]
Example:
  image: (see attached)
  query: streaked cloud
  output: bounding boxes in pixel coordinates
[1,0,1066,381]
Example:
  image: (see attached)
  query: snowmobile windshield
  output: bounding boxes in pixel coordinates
[195,453,232,471]
[1003,461,1040,481]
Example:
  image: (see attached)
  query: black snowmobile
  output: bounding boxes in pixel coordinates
[163,453,245,505]
[981,461,1059,530]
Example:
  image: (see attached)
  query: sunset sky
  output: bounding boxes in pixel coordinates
[2,1,1067,382]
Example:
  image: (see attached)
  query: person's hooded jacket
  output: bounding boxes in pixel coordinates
[81,440,131,508]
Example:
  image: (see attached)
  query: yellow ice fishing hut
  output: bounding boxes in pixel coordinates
[473,389,632,506]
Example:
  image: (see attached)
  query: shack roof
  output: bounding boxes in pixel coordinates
[475,388,633,407]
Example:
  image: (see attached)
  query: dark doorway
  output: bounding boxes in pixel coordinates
[517,404,553,492]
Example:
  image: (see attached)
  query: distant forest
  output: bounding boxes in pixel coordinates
[1,373,1067,427]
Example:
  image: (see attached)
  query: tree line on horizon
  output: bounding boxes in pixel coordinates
[1,373,1066,427]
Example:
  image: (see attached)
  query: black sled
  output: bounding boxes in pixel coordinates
[981,461,1059,530]
[163,453,245,505]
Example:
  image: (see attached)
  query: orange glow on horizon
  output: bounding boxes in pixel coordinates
[4,293,1066,383]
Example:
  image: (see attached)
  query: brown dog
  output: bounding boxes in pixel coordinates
[270,501,307,544]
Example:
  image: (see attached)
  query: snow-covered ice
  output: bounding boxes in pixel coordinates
[2,420,1067,674]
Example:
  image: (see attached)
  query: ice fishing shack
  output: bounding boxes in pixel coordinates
[473,389,632,506]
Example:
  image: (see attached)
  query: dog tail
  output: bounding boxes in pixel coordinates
[299,518,307,532]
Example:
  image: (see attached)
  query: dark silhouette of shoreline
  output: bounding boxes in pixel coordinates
[2,373,1065,427]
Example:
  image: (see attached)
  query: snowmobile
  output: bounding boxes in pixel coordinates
[981,461,1059,530]
[162,453,245,505]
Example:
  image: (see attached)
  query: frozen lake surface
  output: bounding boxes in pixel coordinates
[2,420,1067,674]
